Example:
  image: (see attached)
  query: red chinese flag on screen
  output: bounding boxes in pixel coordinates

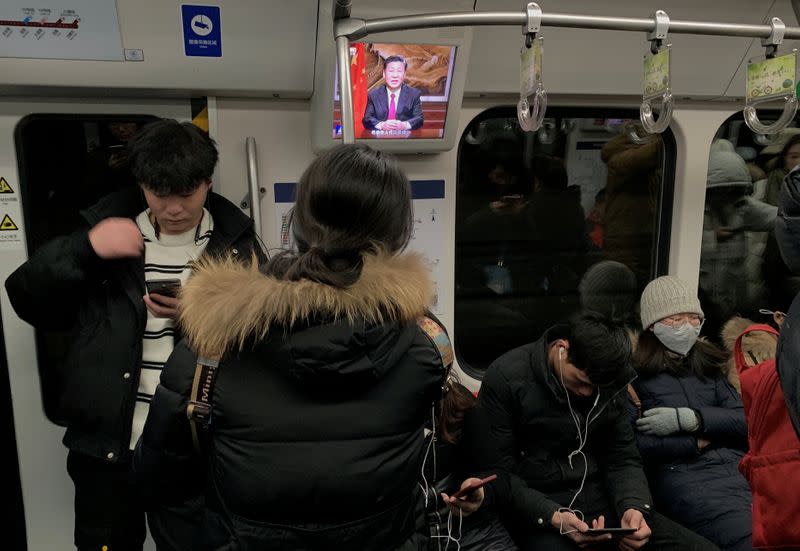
[351,43,367,134]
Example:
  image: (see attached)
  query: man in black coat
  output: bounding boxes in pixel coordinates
[479,313,719,550]
[5,120,264,551]
[362,55,424,131]
[776,166,800,438]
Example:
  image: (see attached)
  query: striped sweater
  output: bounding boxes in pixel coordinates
[129,209,213,449]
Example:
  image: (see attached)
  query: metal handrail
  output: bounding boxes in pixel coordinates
[333,5,800,143]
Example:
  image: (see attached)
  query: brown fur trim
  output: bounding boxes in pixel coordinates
[720,316,778,395]
[178,252,433,357]
[721,317,754,352]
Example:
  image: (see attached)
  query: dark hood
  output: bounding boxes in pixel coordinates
[275,318,418,389]
[777,168,800,274]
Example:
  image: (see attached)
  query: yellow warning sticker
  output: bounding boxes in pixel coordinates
[0,214,18,231]
[0,177,13,194]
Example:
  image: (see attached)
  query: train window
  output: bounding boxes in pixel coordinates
[14,114,158,424]
[455,108,676,377]
[698,115,799,342]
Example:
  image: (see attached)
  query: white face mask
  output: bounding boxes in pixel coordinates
[653,322,701,355]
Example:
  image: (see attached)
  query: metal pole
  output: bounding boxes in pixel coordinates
[336,35,355,144]
[245,137,263,240]
[336,10,800,40]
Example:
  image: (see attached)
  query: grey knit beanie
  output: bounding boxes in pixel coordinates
[640,276,704,329]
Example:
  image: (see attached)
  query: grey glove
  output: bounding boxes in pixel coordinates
[635,407,700,436]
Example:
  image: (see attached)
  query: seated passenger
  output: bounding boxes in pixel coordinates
[4,119,263,551]
[134,143,447,551]
[631,276,752,551]
[479,312,719,550]
[424,377,518,551]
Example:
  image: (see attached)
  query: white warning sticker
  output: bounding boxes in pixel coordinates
[0,175,24,250]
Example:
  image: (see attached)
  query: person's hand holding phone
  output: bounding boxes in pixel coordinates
[551,511,613,547]
[618,509,651,551]
[143,279,181,320]
[89,218,143,259]
[441,477,487,518]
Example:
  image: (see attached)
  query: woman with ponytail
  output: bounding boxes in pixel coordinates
[134,143,447,550]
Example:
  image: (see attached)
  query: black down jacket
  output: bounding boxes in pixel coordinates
[479,325,653,530]
[776,167,800,439]
[133,252,447,551]
[4,187,262,462]
[630,372,751,551]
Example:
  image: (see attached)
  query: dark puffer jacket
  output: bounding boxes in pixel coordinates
[4,187,262,462]
[776,167,800,439]
[133,252,446,550]
[631,372,751,551]
[479,325,653,530]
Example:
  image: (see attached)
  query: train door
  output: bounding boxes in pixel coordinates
[0,97,221,550]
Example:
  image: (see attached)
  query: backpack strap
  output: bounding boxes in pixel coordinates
[186,355,220,454]
[627,384,642,419]
[417,316,454,371]
[734,324,779,374]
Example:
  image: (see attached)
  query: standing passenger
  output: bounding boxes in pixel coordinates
[134,143,447,550]
[4,119,263,551]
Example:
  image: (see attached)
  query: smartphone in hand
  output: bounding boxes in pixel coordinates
[585,527,637,536]
[451,474,497,500]
[145,278,181,298]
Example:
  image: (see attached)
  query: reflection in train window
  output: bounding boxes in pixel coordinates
[455,109,676,376]
[699,115,799,342]
[14,114,158,424]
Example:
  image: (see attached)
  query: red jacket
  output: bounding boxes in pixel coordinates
[735,324,800,550]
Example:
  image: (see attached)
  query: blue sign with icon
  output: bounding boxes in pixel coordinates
[181,5,222,57]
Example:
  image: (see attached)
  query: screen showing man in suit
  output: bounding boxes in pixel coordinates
[363,56,424,131]
[333,43,456,140]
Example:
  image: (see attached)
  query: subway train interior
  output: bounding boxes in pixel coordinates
[2,0,799,549]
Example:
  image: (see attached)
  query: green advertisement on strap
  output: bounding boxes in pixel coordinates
[643,48,670,98]
[520,38,543,97]
[747,52,796,102]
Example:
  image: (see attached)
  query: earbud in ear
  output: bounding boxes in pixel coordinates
[559,347,564,360]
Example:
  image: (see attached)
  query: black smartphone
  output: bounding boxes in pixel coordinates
[145,278,181,298]
[585,527,637,536]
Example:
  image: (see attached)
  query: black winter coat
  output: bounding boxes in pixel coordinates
[133,252,447,551]
[776,168,800,439]
[4,188,262,462]
[630,372,752,551]
[479,326,653,531]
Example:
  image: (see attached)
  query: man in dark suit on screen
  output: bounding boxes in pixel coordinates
[363,55,424,131]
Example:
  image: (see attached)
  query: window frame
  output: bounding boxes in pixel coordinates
[454,106,677,379]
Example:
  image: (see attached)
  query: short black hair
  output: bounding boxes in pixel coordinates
[383,55,408,69]
[127,119,218,195]
[567,312,632,387]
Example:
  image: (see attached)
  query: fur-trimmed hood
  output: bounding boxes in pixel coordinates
[179,252,434,361]
[721,316,779,394]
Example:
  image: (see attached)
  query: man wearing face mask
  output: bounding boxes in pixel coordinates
[480,312,718,550]
[630,276,751,551]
